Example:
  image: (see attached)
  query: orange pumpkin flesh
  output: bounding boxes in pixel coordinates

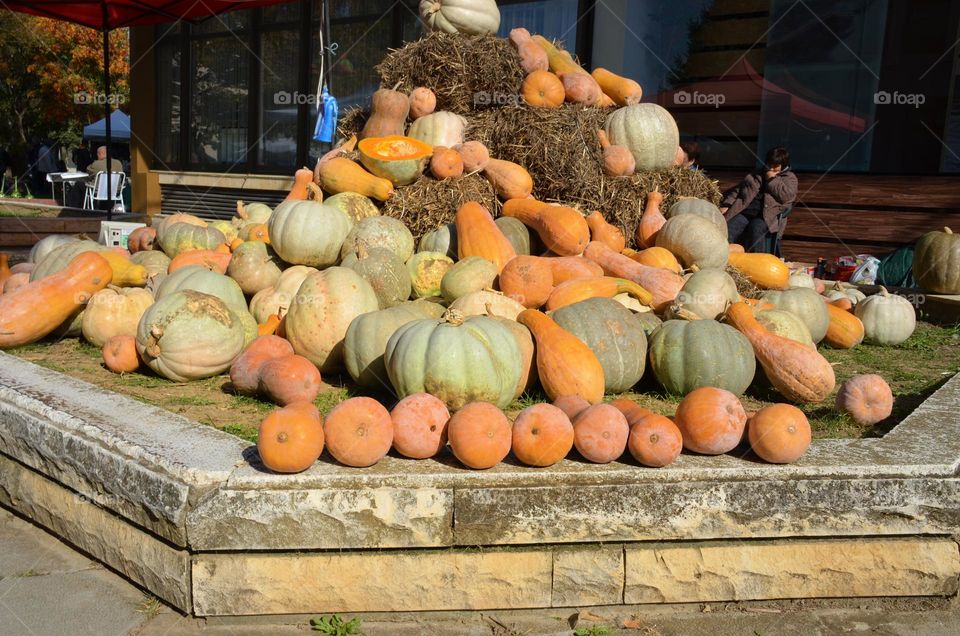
[257,402,325,474]
[835,374,893,425]
[391,393,450,459]
[572,404,629,463]
[102,335,140,374]
[448,402,512,470]
[628,411,683,468]
[512,403,574,467]
[674,387,747,455]
[258,354,322,406]
[324,397,394,467]
[747,403,811,464]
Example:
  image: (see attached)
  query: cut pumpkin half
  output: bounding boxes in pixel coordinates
[358,135,432,186]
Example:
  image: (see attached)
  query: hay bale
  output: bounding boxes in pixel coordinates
[380,173,498,242]
[376,32,524,115]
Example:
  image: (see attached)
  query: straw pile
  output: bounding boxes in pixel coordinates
[379,173,498,241]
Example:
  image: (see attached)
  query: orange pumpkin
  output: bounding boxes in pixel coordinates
[483,158,534,200]
[835,374,893,425]
[0,253,10,288]
[102,335,140,374]
[572,404,629,463]
[627,410,683,468]
[258,354,322,406]
[610,398,653,424]
[430,146,464,179]
[552,394,590,421]
[3,272,29,295]
[447,402,512,469]
[509,27,549,74]
[502,198,590,257]
[243,223,270,243]
[545,256,604,284]
[257,402,325,474]
[284,167,315,201]
[586,210,626,251]
[747,403,811,463]
[456,201,517,272]
[728,243,745,254]
[823,301,864,349]
[635,190,666,248]
[456,141,491,172]
[167,249,231,274]
[127,227,157,253]
[499,255,554,308]
[521,70,565,108]
[324,397,394,467]
[518,309,605,404]
[408,87,437,119]
[544,275,652,311]
[597,130,635,177]
[591,67,643,106]
[512,403,574,467]
[557,71,602,106]
[674,387,747,455]
[229,335,295,395]
[727,253,790,290]
[830,297,854,312]
[390,393,450,459]
[582,241,684,312]
[360,88,409,139]
[625,246,682,274]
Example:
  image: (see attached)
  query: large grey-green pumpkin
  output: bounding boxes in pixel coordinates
[384,311,523,409]
[322,191,380,223]
[440,256,497,302]
[495,216,531,256]
[635,312,662,337]
[756,309,815,349]
[130,250,171,278]
[407,251,455,298]
[648,319,756,395]
[667,268,739,320]
[551,298,647,393]
[666,197,728,240]
[30,240,107,280]
[418,223,457,259]
[344,300,446,390]
[913,227,960,293]
[155,265,247,311]
[760,286,829,343]
[656,215,728,270]
[226,240,283,295]
[340,216,415,262]
[157,222,226,258]
[29,234,77,265]
[136,290,245,382]
[268,198,353,267]
[341,243,411,308]
[604,104,680,170]
[854,287,916,345]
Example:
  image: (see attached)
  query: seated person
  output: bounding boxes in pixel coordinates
[679,141,701,171]
[85,146,124,182]
[721,147,797,253]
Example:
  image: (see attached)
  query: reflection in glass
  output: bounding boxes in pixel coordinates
[155,42,180,166]
[259,29,301,169]
[190,38,249,167]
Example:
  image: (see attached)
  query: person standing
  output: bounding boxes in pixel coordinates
[721,147,797,253]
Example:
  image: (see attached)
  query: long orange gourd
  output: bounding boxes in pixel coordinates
[455,201,516,272]
[635,190,666,248]
[284,167,315,201]
[517,308,604,404]
[483,159,533,200]
[0,253,10,288]
[502,198,590,256]
[545,276,653,311]
[823,301,864,349]
[316,157,393,201]
[582,241,683,312]
[544,256,604,284]
[591,68,643,106]
[728,252,789,290]
[725,301,836,403]
[0,252,113,349]
[586,211,626,252]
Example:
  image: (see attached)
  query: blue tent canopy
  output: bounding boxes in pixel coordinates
[83,109,130,142]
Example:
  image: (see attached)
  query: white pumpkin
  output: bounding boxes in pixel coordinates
[855,287,916,345]
[268,199,353,268]
[419,0,500,35]
[604,104,680,171]
[248,265,318,323]
[81,286,155,347]
[788,271,817,290]
[407,111,467,149]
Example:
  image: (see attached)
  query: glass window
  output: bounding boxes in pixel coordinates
[190,36,249,167]
[263,2,300,24]
[154,40,181,166]
[498,0,580,44]
[259,29,301,169]
[195,11,249,35]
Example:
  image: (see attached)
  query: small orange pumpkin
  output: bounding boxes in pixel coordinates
[284,167,315,201]
[391,393,450,459]
[447,402,512,470]
[512,403,574,467]
[324,397,394,467]
[597,130,635,177]
[229,335,295,395]
[499,255,554,308]
[572,404,629,463]
[430,146,464,179]
[674,387,747,455]
[627,410,683,468]
[258,354,322,406]
[408,87,437,119]
[835,374,893,425]
[521,70,565,108]
[257,402,325,473]
[102,335,140,374]
[456,141,491,172]
[747,403,811,463]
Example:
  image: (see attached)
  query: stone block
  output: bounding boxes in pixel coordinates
[0,453,191,612]
[624,538,960,603]
[552,546,624,607]
[192,549,552,616]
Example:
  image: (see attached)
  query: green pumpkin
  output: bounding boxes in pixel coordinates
[226,241,283,295]
[551,298,648,394]
[340,216,415,262]
[419,223,457,259]
[760,287,829,343]
[29,234,77,265]
[30,240,107,281]
[440,256,497,302]
[756,309,815,349]
[494,216,531,256]
[232,201,272,226]
[130,250,171,278]
[341,243,412,308]
[385,311,523,409]
[854,287,916,345]
[268,198,353,267]
[407,251,455,298]
[666,198,728,240]
[284,266,380,372]
[158,222,226,258]
[209,220,239,243]
[913,227,960,293]
[136,290,246,382]
[635,312,662,337]
[666,268,739,320]
[155,265,247,312]
[648,319,756,396]
[232,306,259,347]
[323,192,380,223]
[344,300,446,390]
[655,215,728,270]
[604,104,680,170]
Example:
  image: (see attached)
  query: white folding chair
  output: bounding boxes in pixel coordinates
[84,171,126,213]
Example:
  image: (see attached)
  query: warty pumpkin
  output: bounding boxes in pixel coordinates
[341,215,415,262]
[727,252,789,290]
[586,210,626,251]
[725,301,836,403]
[316,157,394,201]
[591,67,643,106]
[545,276,652,311]
[408,251,455,298]
[521,70,565,108]
[455,201,516,272]
[582,241,684,312]
[257,402,324,474]
[517,308,605,404]
[913,227,960,293]
[323,191,380,223]
[360,87,409,139]
[158,223,226,259]
[502,198,590,256]
[509,27,549,74]
[597,130,635,177]
[483,158,534,200]
[341,242,412,308]
[155,265,247,311]
[408,87,437,119]
[0,252,113,349]
[635,190,666,248]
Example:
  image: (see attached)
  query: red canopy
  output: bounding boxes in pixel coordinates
[4,0,292,30]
